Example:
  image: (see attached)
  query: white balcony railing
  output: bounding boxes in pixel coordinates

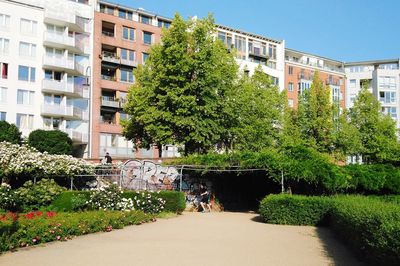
[42,79,88,98]
[44,31,74,47]
[101,96,120,108]
[65,129,88,143]
[41,104,84,120]
[44,10,88,33]
[43,55,85,75]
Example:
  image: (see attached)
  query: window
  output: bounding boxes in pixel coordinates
[379,91,396,104]
[142,52,149,63]
[268,44,277,60]
[43,117,61,129]
[288,99,294,107]
[16,113,34,129]
[140,15,151,25]
[118,9,132,20]
[349,79,356,88]
[0,14,10,29]
[379,76,397,90]
[19,42,36,57]
[143,31,152,45]
[20,19,37,35]
[234,36,246,53]
[45,70,62,81]
[158,20,170,28]
[0,62,7,79]
[100,4,114,15]
[122,26,134,41]
[121,49,135,61]
[0,38,9,54]
[18,66,36,82]
[120,68,134,83]
[44,94,62,105]
[17,90,35,105]
[0,112,5,121]
[288,82,293,92]
[288,66,293,75]
[0,87,7,103]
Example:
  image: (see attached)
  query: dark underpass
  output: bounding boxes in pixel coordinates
[183,170,281,211]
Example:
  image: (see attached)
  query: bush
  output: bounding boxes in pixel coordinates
[0,183,18,212]
[15,179,65,211]
[50,191,91,212]
[123,190,186,213]
[28,129,73,155]
[331,196,400,266]
[259,194,332,225]
[0,121,21,144]
[0,210,154,252]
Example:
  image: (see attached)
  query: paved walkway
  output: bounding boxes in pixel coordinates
[0,212,363,266]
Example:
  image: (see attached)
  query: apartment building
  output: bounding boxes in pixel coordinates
[285,48,346,109]
[345,59,400,128]
[216,25,285,91]
[0,0,94,157]
[91,1,177,159]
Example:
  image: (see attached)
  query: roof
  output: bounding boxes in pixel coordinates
[344,58,400,66]
[216,24,282,44]
[285,48,344,65]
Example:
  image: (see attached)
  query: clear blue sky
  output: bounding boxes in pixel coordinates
[116,0,399,62]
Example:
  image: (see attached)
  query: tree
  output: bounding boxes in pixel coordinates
[333,110,362,159]
[297,72,334,152]
[122,14,238,155]
[280,94,303,149]
[349,82,399,163]
[0,121,22,144]
[28,130,73,155]
[225,67,285,151]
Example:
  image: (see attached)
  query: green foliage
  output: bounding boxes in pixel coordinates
[349,83,399,163]
[297,72,334,153]
[50,191,91,212]
[0,210,154,252]
[225,67,285,151]
[331,196,400,265]
[28,129,73,155]
[259,194,332,225]
[123,13,238,155]
[333,110,362,159]
[0,121,22,145]
[15,179,65,211]
[123,190,186,213]
[0,183,18,212]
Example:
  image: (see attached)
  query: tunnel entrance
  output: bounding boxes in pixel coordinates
[181,170,281,212]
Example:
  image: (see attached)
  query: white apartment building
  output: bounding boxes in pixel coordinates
[345,59,400,128]
[0,0,94,157]
[216,25,285,91]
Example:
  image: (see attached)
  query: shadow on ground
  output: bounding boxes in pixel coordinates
[249,214,365,266]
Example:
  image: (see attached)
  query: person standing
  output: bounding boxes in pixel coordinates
[104,152,112,164]
[199,184,211,213]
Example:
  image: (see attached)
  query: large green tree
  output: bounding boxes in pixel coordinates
[122,14,238,155]
[297,72,334,152]
[225,67,285,151]
[28,130,73,155]
[0,121,22,144]
[349,83,399,163]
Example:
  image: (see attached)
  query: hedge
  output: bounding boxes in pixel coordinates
[0,210,154,253]
[259,194,400,265]
[51,190,186,213]
[259,194,331,225]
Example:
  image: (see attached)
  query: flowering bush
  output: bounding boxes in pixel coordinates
[15,179,65,211]
[131,191,166,214]
[0,141,94,181]
[0,183,18,211]
[0,210,154,252]
[87,184,135,211]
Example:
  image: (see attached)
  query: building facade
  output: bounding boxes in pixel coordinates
[285,48,346,109]
[0,0,94,157]
[345,59,400,128]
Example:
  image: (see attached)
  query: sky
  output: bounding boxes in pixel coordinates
[116,0,400,62]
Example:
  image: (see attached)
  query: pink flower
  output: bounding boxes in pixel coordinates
[32,238,37,243]
[56,236,61,240]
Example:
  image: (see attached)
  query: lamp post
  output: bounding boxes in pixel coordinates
[83,66,91,158]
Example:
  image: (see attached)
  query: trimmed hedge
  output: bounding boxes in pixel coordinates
[259,194,331,225]
[0,210,154,252]
[259,194,400,265]
[51,190,186,213]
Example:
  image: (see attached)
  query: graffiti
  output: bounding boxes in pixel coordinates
[120,160,179,191]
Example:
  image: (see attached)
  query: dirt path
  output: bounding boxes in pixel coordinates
[0,212,363,266]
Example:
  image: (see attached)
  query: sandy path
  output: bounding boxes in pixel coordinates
[0,212,363,266]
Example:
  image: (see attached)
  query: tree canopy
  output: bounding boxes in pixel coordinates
[0,121,22,145]
[28,130,73,155]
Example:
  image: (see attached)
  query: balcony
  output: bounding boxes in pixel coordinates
[248,47,268,59]
[298,73,313,81]
[43,55,85,76]
[101,96,120,108]
[42,79,88,98]
[44,10,89,33]
[102,51,119,64]
[65,129,88,144]
[120,59,138,67]
[326,79,341,86]
[41,104,85,120]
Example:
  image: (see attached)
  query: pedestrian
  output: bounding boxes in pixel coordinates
[104,152,112,164]
[199,183,211,213]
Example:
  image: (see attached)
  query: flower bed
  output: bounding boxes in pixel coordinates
[0,210,154,253]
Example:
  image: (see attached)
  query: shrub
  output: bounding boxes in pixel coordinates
[87,185,135,211]
[0,183,18,212]
[0,121,21,144]
[330,196,400,265]
[259,194,332,225]
[50,191,91,212]
[28,129,73,155]
[123,190,185,213]
[0,210,154,252]
[15,179,65,211]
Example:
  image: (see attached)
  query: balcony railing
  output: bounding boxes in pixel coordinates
[41,104,84,120]
[44,31,75,47]
[120,58,138,67]
[43,55,85,75]
[102,30,114,37]
[326,79,341,86]
[100,146,134,157]
[101,96,120,108]
[102,51,119,64]
[298,73,313,81]
[44,10,88,33]
[101,74,116,81]
[248,46,268,59]
[65,129,88,143]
